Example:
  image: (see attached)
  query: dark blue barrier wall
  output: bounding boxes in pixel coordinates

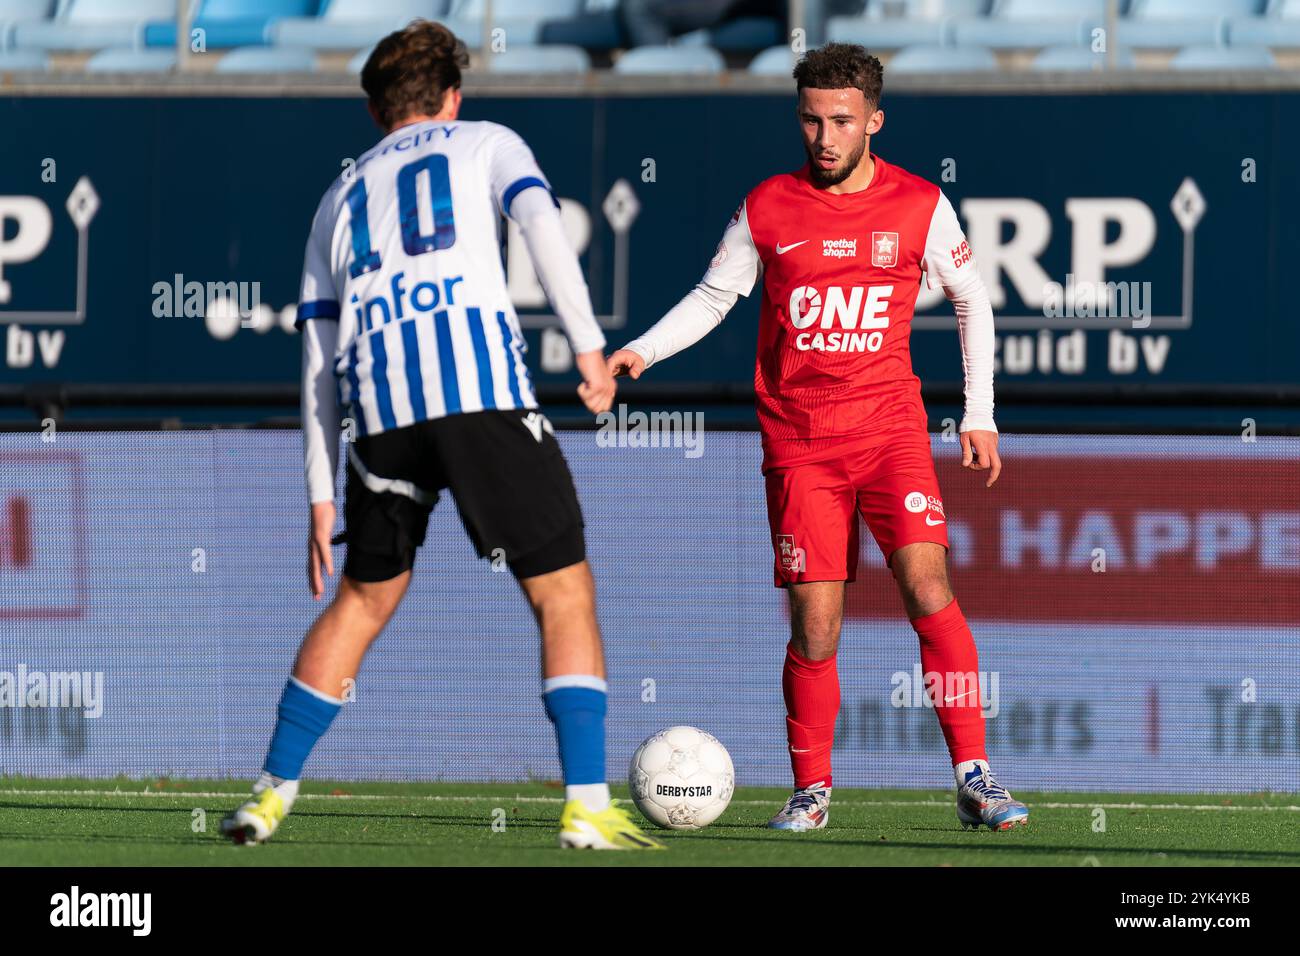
[0,92,1295,422]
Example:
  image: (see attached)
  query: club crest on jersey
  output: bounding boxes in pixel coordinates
[711,239,728,269]
[871,231,899,268]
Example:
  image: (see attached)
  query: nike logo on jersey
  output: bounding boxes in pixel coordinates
[776,240,809,255]
[521,412,554,443]
[925,515,945,526]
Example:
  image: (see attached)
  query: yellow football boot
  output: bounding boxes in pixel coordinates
[558,798,666,850]
[221,786,289,845]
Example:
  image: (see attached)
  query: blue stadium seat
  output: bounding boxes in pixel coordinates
[216,45,317,71]
[0,2,54,52]
[827,0,988,52]
[0,46,47,68]
[1229,0,1300,48]
[274,0,446,51]
[1031,44,1135,70]
[438,0,583,49]
[953,0,1104,50]
[84,47,177,71]
[475,43,590,73]
[707,16,783,52]
[888,43,997,72]
[145,0,320,49]
[1169,44,1276,69]
[676,17,781,52]
[14,0,175,51]
[537,8,623,50]
[1121,0,1265,48]
[748,44,796,75]
[613,44,724,74]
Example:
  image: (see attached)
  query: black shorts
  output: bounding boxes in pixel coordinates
[335,409,585,582]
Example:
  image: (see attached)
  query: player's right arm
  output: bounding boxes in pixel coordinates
[296,196,343,599]
[609,198,762,378]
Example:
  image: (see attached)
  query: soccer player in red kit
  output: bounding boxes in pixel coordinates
[608,44,1028,831]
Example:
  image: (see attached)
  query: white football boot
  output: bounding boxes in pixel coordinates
[766,782,831,831]
[956,762,1029,831]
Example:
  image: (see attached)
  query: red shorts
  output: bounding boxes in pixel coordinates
[764,432,948,586]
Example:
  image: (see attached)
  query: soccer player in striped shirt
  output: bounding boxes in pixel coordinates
[609,44,1029,832]
[222,21,662,851]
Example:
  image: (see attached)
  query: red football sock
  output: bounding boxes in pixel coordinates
[911,598,988,766]
[782,643,840,789]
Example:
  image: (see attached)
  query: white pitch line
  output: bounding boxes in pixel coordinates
[1,790,1298,812]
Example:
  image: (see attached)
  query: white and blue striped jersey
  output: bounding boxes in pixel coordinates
[296,119,556,436]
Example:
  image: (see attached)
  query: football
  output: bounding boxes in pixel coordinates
[628,726,735,829]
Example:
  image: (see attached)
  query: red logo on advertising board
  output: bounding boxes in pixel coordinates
[0,451,87,620]
[846,454,1300,624]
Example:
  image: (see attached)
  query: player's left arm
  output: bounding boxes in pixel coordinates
[921,190,1000,488]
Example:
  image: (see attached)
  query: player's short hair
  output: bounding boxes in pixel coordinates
[793,43,884,111]
[361,19,470,130]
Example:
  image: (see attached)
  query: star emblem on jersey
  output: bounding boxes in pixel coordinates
[871,231,899,268]
[776,240,809,255]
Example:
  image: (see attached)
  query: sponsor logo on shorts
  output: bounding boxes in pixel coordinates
[907,491,946,523]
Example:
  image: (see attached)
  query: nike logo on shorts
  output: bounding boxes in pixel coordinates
[925,515,945,526]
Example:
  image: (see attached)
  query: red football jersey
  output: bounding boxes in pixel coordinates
[701,154,980,464]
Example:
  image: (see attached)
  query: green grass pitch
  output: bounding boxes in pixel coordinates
[1,777,1297,866]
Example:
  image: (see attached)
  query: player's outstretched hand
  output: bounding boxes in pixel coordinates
[308,500,336,600]
[575,348,617,415]
[961,430,1002,488]
[607,348,646,380]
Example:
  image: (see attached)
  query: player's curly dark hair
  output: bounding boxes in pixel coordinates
[793,43,884,110]
[361,20,470,130]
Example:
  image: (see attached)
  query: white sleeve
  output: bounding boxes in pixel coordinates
[512,186,606,355]
[486,123,556,221]
[623,282,738,369]
[921,191,996,434]
[620,198,756,368]
[302,315,341,504]
[293,196,340,330]
[699,199,762,296]
[295,201,343,503]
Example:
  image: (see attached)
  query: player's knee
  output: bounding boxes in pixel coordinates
[899,575,953,618]
[522,561,594,620]
[337,574,404,623]
[792,610,841,656]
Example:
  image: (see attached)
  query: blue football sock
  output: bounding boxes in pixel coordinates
[542,676,608,787]
[262,676,344,781]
